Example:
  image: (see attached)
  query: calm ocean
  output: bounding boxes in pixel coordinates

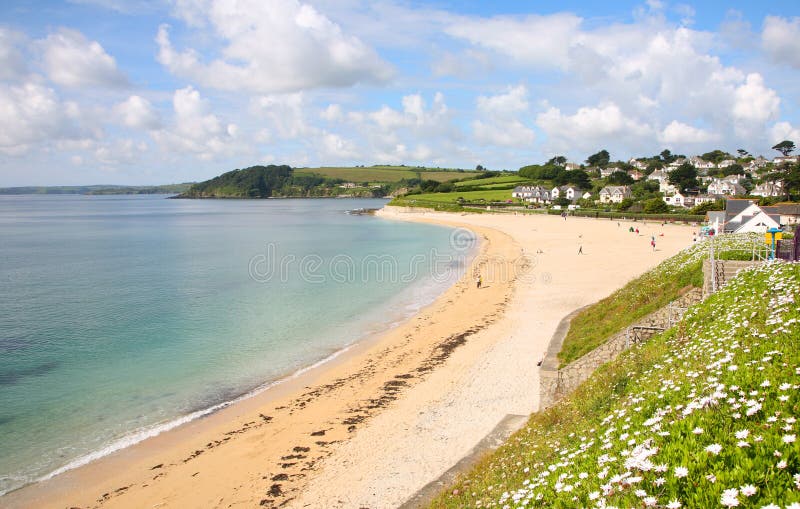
[0,195,469,495]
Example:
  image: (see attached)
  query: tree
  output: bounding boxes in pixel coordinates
[689,200,724,215]
[586,149,610,167]
[519,164,563,180]
[607,171,634,185]
[737,149,751,158]
[660,149,676,164]
[701,150,733,164]
[617,198,634,211]
[643,197,669,214]
[475,164,486,171]
[554,169,592,189]
[547,155,567,167]
[782,162,800,199]
[772,140,796,156]
[668,163,699,193]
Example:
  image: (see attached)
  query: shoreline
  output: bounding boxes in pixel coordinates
[1,213,471,499]
[3,208,696,509]
[2,211,515,509]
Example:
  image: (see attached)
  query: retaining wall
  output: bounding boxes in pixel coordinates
[539,288,703,409]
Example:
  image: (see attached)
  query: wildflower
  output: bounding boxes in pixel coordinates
[760,504,780,509]
[740,485,757,497]
[721,488,740,507]
[777,460,788,469]
[666,500,681,509]
[706,474,716,483]
[644,496,657,506]
[783,434,796,444]
[705,444,722,455]
[674,466,689,478]
[794,472,800,489]
[654,477,666,486]
[692,427,704,435]
[735,430,749,440]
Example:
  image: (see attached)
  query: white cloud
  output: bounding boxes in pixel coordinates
[0,28,28,81]
[320,131,358,159]
[445,13,582,68]
[115,96,161,130]
[40,28,128,88]
[659,120,718,144]
[762,16,800,68]
[152,86,242,160]
[0,82,89,155]
[94,139,149,166]
[536,102,653,154]
[769,122,800,145]
[157,0,393,93]
[252,92,317,139]
[472,120,535,147]
[732,73,780,134]
[476,85,530,117]
[321,104,344,122]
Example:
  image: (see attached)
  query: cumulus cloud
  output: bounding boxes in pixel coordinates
[152,86,241,160]
[0,28,28,81]
[659,120,718,145]
[536,102,653,154]
[769,122,800,145]
[472,86,535,147]
[115,95,161,130]
[445,13,582,68]
[40,28,128,88]
[0,82,89,155]
[762,16,800,68]
[732,73,780,135]
[157,0,394,93]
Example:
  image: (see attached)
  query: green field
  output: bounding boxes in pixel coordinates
[405,189,516,203]
[453,174,528,187]
[294,166,475,183]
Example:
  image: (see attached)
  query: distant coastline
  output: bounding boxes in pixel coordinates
[0,184,193,196]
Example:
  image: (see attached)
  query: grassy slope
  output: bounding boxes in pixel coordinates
[430,260,800,509]
[558,234,762,366]
[453,175,530,187]
[407,189,517,203]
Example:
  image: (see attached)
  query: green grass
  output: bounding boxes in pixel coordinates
[454,175,530,187]
[294,166,475,183]
[557,234,763,366]
[409,189,517,203]
[429,260,800,509]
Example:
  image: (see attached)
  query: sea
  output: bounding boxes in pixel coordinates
[0,195,471,496]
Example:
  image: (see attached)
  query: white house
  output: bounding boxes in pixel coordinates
[512,186,535,199]
[599,166,621,178]
[648,169,677,194]
[629,158,648,170]
[751,181,784,198]
[722,200,782,233]
[717,159,737,168]
[599,186,632,204]
[773,156,798,165]
[707,178,745,196]
[689,157,715,171]
[551,185,583,202]
[663,192,690,208]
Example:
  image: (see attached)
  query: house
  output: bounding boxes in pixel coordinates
[599,166,621,178]
[751,181,784,198]
[668,158,686,168]
[693,194,722,206]
[599,186,632,204]
[513,185,552,204]
[512,186,534,199]
[690,157,715,171]
[663,192,690,208]
[629,170,644,181]
[717,159,737,168]
[773,156,798,166]
[648,169,677,194]
[551,185,583,202]
[763,204,800,226]
[720,199,781,233]
[564,162,581,171]
[628,158,648,170]
[707,178,745,196]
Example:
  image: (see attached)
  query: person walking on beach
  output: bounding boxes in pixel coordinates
[578,245,583,255]
[651,239,656,251]
[476,275,482,289]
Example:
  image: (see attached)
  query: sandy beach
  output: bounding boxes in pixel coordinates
[4,209,695,509]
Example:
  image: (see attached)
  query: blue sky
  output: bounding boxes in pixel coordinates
[0,0,799,185]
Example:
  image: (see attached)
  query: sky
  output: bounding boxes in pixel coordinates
[0,0,799,185]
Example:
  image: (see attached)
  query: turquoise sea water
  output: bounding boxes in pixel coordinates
[0,195,468,495]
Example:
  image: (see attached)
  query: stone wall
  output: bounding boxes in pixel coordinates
[539,288,703,409]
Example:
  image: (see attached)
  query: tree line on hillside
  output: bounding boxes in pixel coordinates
[177,165,389,198]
